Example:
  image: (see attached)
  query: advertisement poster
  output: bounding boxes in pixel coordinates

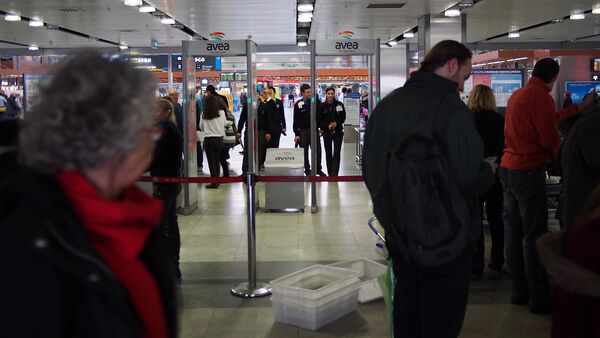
[565,82,600,104]
[344,92,361,126]
[23,73,44,113]
[462,70,524,107]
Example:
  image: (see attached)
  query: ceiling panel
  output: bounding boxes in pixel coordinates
[0,0,191,48]
[465,0,600,42]
[148,0,297,45]
[0,19,113,48]
[310,0,457,41]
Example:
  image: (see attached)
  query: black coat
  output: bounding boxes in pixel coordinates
[473,109,505,164]
[0,170,178,338]
[150,120,183,178]
[559,109,600,227]
[318,100,346,136]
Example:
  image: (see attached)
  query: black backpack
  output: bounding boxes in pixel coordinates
[386,92,469,267]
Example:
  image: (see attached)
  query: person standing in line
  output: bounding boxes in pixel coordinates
[205,85,229,114]
[500,58,595,314]
[200,95,227,189]
[150,98,183,280]
[363,40,494,338]
[268,86,286,149]
[288,92,295,108]
[195,87,204,170]
[293,84,326,177]
[318,86,346,177]
[467,84,505,277]
[168,89,184,135]
[256,88,273,171]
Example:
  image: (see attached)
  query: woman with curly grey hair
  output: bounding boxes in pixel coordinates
[0,51,177,338]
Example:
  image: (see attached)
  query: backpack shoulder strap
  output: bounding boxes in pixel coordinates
[415,90,447,136]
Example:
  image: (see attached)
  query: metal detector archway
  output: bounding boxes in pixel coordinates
[182,39,270,298]
[309,39,381,213]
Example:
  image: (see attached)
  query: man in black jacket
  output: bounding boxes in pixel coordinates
[363,40,494,338]
[318,86,346,176]
[293,84,326,176]
[559,105,600,228]
[150,99,183,279]
[268,86,286,148]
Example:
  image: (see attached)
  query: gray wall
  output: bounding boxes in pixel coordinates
[380,44,407,99]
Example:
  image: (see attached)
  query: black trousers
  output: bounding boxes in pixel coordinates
[268,125,282,149]
[242,131,268,172]
[392,250,471,338]
[323,131,343,176]
[472,176,505,273]
[152,183,182,275]
[499,166,551,307]
[204,137,223,177]
[219,147,230,177]
[299,129,322,175]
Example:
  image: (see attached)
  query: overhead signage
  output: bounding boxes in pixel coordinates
[315,39,376,56]
[120,54,168,72]
[172,54,221,71]
[189,40,248,56]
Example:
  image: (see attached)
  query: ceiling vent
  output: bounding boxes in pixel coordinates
[118,29,138,33]
[57,7,85,12]
[367,3,406,9]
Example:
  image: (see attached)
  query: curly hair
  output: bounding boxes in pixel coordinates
[19,50,156,174]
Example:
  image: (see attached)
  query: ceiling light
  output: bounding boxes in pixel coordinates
[29,20,44,27]
[508,32,520,38]
[297,41,308,47]
[403,32,415,38]
[444,9,461,17]
[458,0,474,7]
[119,45,129,50]
[570,13,585,20]
[593,8,600,14]
[298,4,314,12]
[161,17,176,24]
[28,46,39,51]
[5,14,21,21]
[298,13,313,23]
[388,40,398,46]
[124,0,142,6]
[139,5,156,13]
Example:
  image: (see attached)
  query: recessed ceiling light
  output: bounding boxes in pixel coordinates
[119,45,129,50]
[298,13,313,23]
[297,41,307,47]
[570,13,585,20]
[29,20,44,27]
[5,14,21,21]
[403,32,415,38]
[28,46,39,51]
[161,17,176,24]
[593,8,600,14]
[298,4,314,12]
[444,9,461,17]
[508,32,520,38]
[139,5,156,13]
[388,40,398,46]
[124,0,142,6]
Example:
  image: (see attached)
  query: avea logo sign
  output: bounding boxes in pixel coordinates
[335,41,359,50]
[206,42,230,51]
[275,151,295,161]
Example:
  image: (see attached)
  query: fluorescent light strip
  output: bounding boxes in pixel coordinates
[403,32,415,38]
[139,5,156,13]
[570,13,585,20]
[28,46,39,51]
[161,18,175,24]
[388,40,398,46]
[508,32,520,38]
[5,14,21,21]
[445,9,461,17]
[29,20,44,27]
[593,8,600,14]
[298,4,314,12]
[297,41,307,47]
[124,0,142,6]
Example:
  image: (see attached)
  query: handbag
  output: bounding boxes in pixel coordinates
[223,124,236,147]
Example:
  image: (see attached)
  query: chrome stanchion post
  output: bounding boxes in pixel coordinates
[310,39,318,214]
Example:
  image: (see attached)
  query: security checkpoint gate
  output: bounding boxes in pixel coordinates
[309,39,381,213]
[181,39,270,298]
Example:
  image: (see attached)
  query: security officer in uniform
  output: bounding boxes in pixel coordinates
[238,89,272,173]
[293,84,326,176]
[318,86,346,176]
[268,86,286,148]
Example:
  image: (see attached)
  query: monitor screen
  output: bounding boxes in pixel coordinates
[565,81,600,104]
[462,69,524,107]
[592,58,600,72]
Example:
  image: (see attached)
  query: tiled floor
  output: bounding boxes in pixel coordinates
[172,106,552,338]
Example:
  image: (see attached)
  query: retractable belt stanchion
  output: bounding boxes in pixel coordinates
[310,42,318,214]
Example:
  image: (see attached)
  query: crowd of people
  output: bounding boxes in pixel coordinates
[364,40,600,338]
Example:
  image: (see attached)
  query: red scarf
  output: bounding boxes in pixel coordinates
[56,171,168,338]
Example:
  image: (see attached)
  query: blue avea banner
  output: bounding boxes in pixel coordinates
[565,82,600,104]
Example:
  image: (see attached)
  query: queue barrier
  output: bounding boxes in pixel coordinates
[138,175,365,184]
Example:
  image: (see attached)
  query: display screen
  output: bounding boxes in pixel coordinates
[172,55,222,71]
[462,69,524,107]
[565,82,600,104]
[220,73,234,81]
[120,54,169,72]
[591,58,600,72]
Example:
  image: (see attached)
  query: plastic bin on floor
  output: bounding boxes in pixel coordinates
[270,264,360,330]
[330,258,387,303]
[264,148,305,211]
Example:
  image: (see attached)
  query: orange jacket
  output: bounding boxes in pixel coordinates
[501,76,578,170]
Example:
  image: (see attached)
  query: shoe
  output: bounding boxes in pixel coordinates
[318,171,327,177]
[529,303,551,315]
[206,183,219,189]
[511,294,529,306]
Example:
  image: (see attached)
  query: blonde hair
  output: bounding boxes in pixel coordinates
[467,84,497,113]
